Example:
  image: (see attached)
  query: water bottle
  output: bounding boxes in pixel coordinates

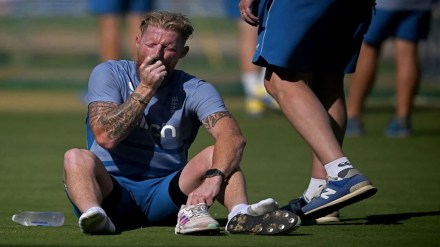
[12,211,64,226]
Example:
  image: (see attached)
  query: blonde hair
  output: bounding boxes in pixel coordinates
[140,11,194,42]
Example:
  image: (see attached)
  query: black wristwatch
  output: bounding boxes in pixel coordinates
[204,169,226,181]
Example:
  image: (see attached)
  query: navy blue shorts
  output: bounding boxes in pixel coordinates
[88,0,153,15]
[67,170,184,230]
[252,0,375,74]
[364,8,432,47]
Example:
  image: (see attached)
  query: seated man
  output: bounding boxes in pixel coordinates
[63,11,300,235]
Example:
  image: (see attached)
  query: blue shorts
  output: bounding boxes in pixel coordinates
[224,0,240,19]
[68,170,182,230]
[252,0,375,74]
[88,0,153,15]
[364,9,432,47]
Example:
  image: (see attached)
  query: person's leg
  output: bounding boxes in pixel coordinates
[225,0,264,115]
[265,70,345,165]
[220,168,300,234]
[125,0,152,58]
[346,42,380,120]
[63,148,116,233]
[237,20,270,115]
[394,39,419,119]
[238,20,260,82]
[385,39,419,137]
[265,70,355,177]
[126,13,144,60]
[178,146,250,210]
[345,42,381,136]
[179,146,278,212]
[386,8,431,137]
[98,15,120,61]
[306,71,348,199]
[266,69,376,219]
[64,148,113,212]
[309,73,350,223]
[177,146,299,234]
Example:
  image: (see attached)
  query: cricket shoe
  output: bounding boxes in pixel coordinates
[175,203,220,235]
[285,168,377,220]
[78,207,116,234]
[226,209,301,235]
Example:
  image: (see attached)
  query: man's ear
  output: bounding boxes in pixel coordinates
[180,46,189,58]
[135,36,141,48]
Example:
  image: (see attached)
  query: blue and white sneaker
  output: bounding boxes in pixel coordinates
[281,196,340,224]
[283,168,377,220]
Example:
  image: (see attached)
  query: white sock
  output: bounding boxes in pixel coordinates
[241,72,261,98]
[303,178,326,202]
[228,204,249,221]
[324,157,353,178]
[79,207,115,234]
[247,198,278,216]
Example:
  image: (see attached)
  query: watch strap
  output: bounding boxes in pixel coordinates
[204,168,226,181]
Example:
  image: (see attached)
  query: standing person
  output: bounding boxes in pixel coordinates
[346,0,434,137]
[238,0,378,220]
[63,11,300,235]
[224,0,278,116]
[88,0,154,61]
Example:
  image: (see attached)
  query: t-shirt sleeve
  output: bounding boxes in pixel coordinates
[87,62,123,105]
[189,81,228,121]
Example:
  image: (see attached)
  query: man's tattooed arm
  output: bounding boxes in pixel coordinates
[201,111,232,129]
[88,93,148,147]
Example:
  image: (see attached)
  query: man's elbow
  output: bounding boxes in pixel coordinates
[236,135,247,150]
[94,134,119,150]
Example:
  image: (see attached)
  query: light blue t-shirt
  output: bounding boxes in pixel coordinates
[86,60,228,180]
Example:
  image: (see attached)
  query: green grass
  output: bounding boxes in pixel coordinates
[0,93,439,246]
[1,14,440,246]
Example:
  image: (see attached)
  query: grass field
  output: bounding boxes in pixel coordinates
[1,11,440,247]
[0,90,439,247]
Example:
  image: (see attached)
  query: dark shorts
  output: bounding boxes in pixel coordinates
[252,0,375,74]
[88,0,153,15]
[67,170,187,230]
[364,8,432,47]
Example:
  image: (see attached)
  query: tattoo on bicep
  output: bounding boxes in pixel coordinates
[202,111,231,129]
[89,101,144,140]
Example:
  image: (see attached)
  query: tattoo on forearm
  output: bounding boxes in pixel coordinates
[89,96,145,141]
[202,111,231,129]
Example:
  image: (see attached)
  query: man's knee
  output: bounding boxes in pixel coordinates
[64,148,96,171]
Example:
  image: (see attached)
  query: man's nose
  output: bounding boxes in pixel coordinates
[153,45,164,58]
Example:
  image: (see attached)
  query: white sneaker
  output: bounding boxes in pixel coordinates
[316,211,340,223]
[78,207,116,234]
[247,198,279,216]
[175,203,220,235]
